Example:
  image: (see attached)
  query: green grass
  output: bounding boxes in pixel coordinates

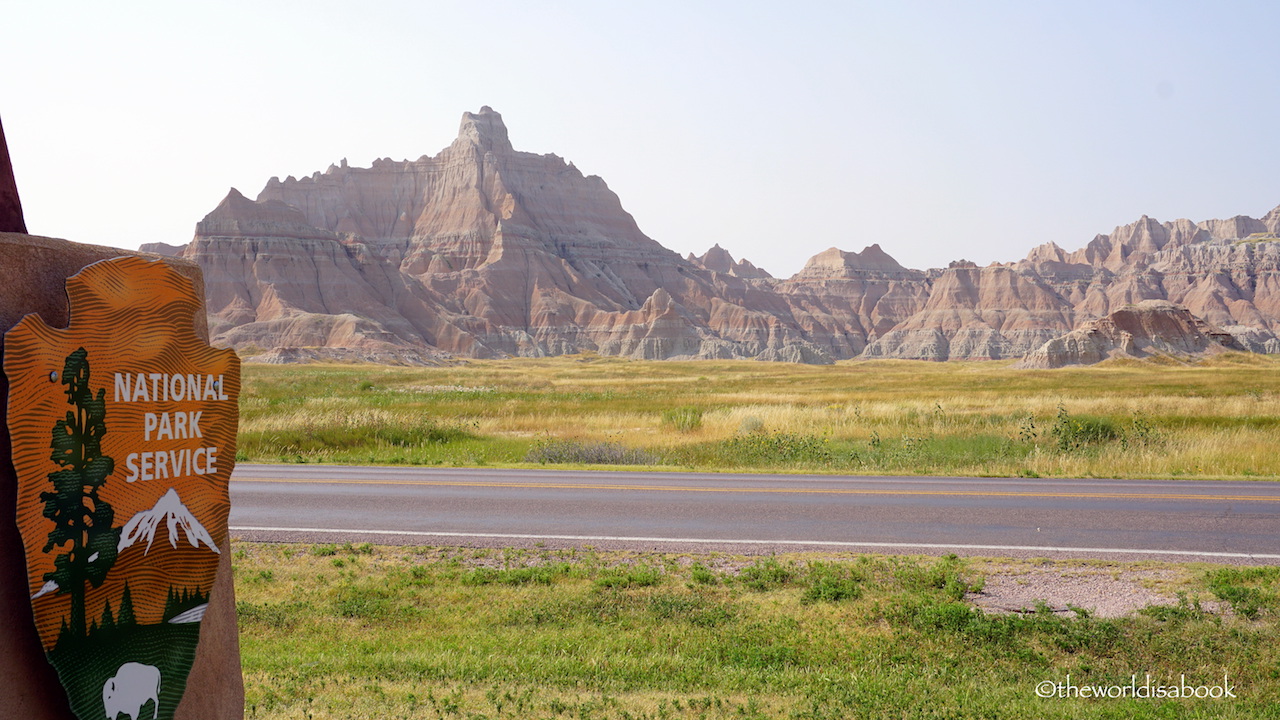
[235,354,1280,480]
[233,543,1280,719]
[1206,566,1280,620]
[661,406,705,433]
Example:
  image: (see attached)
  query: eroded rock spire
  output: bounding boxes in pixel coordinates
[452,106,514,154]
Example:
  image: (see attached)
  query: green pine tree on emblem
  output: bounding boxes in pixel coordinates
[41,347,121,642]
[117,583,137,628]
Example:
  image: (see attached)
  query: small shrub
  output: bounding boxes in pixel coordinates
[1121,411,1162,449]
[312,544,338,557]
[404,565,434,585]
[690,562,719,586]
[720,432,831,465]
[1017,414,1038,442]
[661,406,704,433]
[595,564,663,588]
[894,556,974,601]
[1207,566,1280,620]
[1139,593,1207,623]
[1050,405,1119,452]
[524,439,659,466]
[889,596,1120,653]
[739,557,795,591]
[240,416,475,457]
[905,600,979,632]
[802,562,862,603]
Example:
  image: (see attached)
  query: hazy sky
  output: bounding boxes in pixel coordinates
[4,1,1279,276]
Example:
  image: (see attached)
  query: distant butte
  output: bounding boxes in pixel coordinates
[166,107,1280,364]
[1015,301,1252,368]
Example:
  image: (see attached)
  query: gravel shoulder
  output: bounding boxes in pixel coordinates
[234,532,1240,618]
[964,560,1220,618]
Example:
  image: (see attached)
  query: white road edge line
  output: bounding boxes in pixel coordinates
[228,526,1280,560]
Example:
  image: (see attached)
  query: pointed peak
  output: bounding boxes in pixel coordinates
[690,243,775,278]
[199,186,318,233]
[203,188,255,219]
[0,114,26,233]
[1264,204,1280,233]
[734,258,773,279]
[1022,240,1066,265]
[455,106,514,154]
[796,245,910,279]
[857,244,903,269]
[699,244,736,273]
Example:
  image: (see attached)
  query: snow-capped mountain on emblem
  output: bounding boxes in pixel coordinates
[118,488,221,555]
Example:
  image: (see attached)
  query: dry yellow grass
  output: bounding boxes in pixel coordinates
[238,354,1280,479]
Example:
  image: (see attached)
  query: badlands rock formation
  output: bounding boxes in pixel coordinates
[184,108,835,362]
[1015,301,1245,369]
[687,244,773,279]
[138,242,187,257]
[176,107,1280,363]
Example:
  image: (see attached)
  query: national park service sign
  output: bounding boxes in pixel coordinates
[4,256,239,720]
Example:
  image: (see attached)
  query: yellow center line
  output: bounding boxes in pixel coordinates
[230,477,1280,502]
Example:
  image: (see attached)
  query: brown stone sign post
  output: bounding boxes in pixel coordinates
[0,116,26,234]
[0,117,244,719]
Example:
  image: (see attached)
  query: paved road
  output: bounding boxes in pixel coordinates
[228,464,1280,563]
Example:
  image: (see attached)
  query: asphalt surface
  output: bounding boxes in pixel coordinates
[228,464,1280,563]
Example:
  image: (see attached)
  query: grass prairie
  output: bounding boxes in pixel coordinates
[237,353,1280,480]
[233,542,1280,719]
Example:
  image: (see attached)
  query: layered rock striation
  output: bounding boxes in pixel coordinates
[178,107,1280,363]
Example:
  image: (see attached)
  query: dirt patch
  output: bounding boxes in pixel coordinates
[966,563,1189,618]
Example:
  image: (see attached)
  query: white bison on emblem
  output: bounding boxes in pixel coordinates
[102,662,161,720]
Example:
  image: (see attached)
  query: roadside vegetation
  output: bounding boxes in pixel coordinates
[234,542,1280,719]
[237,353,1280,480]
